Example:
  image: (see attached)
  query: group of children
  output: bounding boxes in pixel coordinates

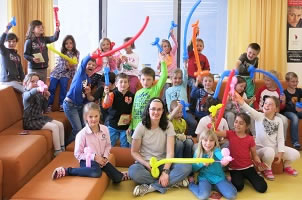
[0,18,301,199]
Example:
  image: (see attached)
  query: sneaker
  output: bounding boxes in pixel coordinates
[51,167,67,180]
[59,105,64,112]
[133,184,155,196]
[262,170,275,180]
[171,178,189,188]
[293,143,301,151]
[284,167,298,176]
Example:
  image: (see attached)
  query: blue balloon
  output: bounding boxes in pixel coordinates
[248,65,284,95]
[151,37,163,53]
[7,17,16,30]
[213,70,230,99]
[168,20,178,39]
[104,67,110,86]
[296,102,302,108]
[180,100,190,120]
[183,0,202,61]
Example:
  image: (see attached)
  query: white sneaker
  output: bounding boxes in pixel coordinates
[171,178,189,188]
[133,184,155,196]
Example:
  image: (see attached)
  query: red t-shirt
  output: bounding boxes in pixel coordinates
[226,130,255,169]
[187,51,210,78]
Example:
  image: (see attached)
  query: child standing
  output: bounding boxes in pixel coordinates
[235,43,261,99]
[283,72,302,150]
[165,65,197,136]
[254,71,288,139]
[0,22,25,93]
[190,74,214,120]
[215,113,267,193]
[169,100,193,158]
[157,31,178,77]
[119,37,139,94]
[52,102,129,182]
[128,58,168,141]
[189,130,237,200]
[63,55,97,144]
[23,73,65,156]
[102,73,134,147]
[48,35,79,112]
[24,20,60,82]
[187,38,210,89]
[90,38,118,88]
[234,94,300,180]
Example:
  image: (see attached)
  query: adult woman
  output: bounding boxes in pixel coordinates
[129,97,192,197]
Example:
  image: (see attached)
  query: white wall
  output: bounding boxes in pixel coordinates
[0,0,8,31]
[57,0,99,61]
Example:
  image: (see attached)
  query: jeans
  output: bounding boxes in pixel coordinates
[283,111,302,145]
[63,100,84,144]
[189,179,237,200]
[184,111,197,137]
[175,138,194,158]
[68,160,123,183]
[129,162,192,194]
[48,77,69,106]
[108,126,129,147]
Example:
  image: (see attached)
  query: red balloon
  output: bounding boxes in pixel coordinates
[93,16,149,59]
[215,69,235,130]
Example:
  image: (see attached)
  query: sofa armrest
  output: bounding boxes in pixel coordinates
[0,159,3,200]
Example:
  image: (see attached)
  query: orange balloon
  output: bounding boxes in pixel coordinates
[191,20,203,77]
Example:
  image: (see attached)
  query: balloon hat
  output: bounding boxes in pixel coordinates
[7,17,16,30]
[151,37,163,53]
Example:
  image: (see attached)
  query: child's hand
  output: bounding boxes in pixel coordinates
[296,106,302,113]
[121,55,128,63]
[233,92,244,105]
[84,86,91,94]
[186,135,192,139]
[280,95,286,103]
[104,86,110,95]
[33,57,40,63]
[43,91,50,97]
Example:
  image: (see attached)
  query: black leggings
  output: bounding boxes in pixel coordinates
[230,167,267,193]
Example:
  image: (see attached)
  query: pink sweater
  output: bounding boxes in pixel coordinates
[74,124,111,161]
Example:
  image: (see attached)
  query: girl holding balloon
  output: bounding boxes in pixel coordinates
[215,113,267,193]
[189,130,237,200]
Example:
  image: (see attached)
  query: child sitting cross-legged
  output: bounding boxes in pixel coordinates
[52,102,130,182]
[169,100,193,158]
[188,130,237,200]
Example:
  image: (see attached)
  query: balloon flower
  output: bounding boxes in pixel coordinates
[53,7,59,27]
[151,37,163,53]
[180,100,190,120]
[37,80,48,93]
[7,17,16,30]
[84,147,93,168]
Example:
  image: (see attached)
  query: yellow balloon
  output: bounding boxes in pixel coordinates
[149,157,215,178]
[209,104,223,118]
[47,44,78,65]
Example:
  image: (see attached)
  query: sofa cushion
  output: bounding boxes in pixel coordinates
[12,152,115,200]
[0,87,22,132]
[110,147,135,168]
[0,120,53,151]
[0,160,3,200]
[0,135,47,199]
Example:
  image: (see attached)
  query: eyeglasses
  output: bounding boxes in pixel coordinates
[149,107,163,112]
